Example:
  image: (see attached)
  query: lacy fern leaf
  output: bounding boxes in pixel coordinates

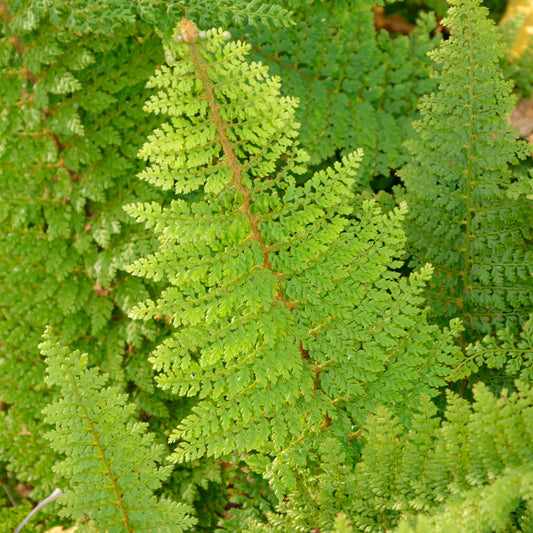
[126,21,461,482]
[247,1,439,177]
[400,0,533,341]
[369,382,533,533]
[250,381,533,532]
[40,329,195,532]
[152,0,293,29]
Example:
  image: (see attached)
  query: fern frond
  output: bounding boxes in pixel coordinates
[400,0,533,341]
[247,2,440,177]
[0,0,168,501]
[0,501,34,533]
[354,381,533,531]
[253,380,533,532]
[128,21,462,484]
[40,329,195,532]
[396,466,533,532]
[150,0,294,29]
[450,313,533,381]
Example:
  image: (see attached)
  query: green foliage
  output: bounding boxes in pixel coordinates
[0,1,273,528]
[400,0,533,342]
[145,0,293,31]
[248,381,533,532]
[451,313,533,382]
[366,382,533,532]
[40,329,195,532]
[396,467,533,532]
[0,500,35,533]
[127,21,461,497]
[1,0,532,531]
[0,0,167,503]
[246,1,440,179]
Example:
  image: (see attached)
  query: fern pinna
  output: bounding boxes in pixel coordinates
[126,20,461,490]
[400,0,533,342]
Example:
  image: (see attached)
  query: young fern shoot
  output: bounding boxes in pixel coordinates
[126,20,462,490]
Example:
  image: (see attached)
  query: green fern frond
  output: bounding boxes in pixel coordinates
[0,0,167,500]
[354,381,533,531]
[147,0,294,30]
[0,501,34,533]
[127,20,462,485]
[451,313,533,381]
[247,1,440,178]
[396,466,533,532]
[40,329,195,532]
[247,376,533,532]
[400,0,533,341]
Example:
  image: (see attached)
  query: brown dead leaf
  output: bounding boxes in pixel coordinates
[92,281,112,297]
[373,6,415,34]
[14,482,33,498]
[511,97,533,143]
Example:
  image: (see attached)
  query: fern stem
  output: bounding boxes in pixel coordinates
[183,20,330,413]
[184,26,304,309]
[187,40,264,245]
[460,8,476,350]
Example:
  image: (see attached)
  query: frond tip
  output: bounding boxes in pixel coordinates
[40,328,195,533]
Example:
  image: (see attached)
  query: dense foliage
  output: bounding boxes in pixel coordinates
[0,0,531,531]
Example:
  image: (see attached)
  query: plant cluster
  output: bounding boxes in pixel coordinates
[0,0,532,532]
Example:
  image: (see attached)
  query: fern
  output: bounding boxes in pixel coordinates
[0,501,34,533]
[126,20,462,493]
[362,382,533,532]
[0,0,168,502]
[396,468,533,532]
[1,0,532,531]
[0,2,233,522]
[400,0,533,341]
[143,0,293,31]
[451,313,533,382]
[246,0,439,179]
[248,380,533,532]
[40,329,195,532]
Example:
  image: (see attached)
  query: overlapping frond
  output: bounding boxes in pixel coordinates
[401,0,533,341]
[247,1,439,179]
[246,381,533,532]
